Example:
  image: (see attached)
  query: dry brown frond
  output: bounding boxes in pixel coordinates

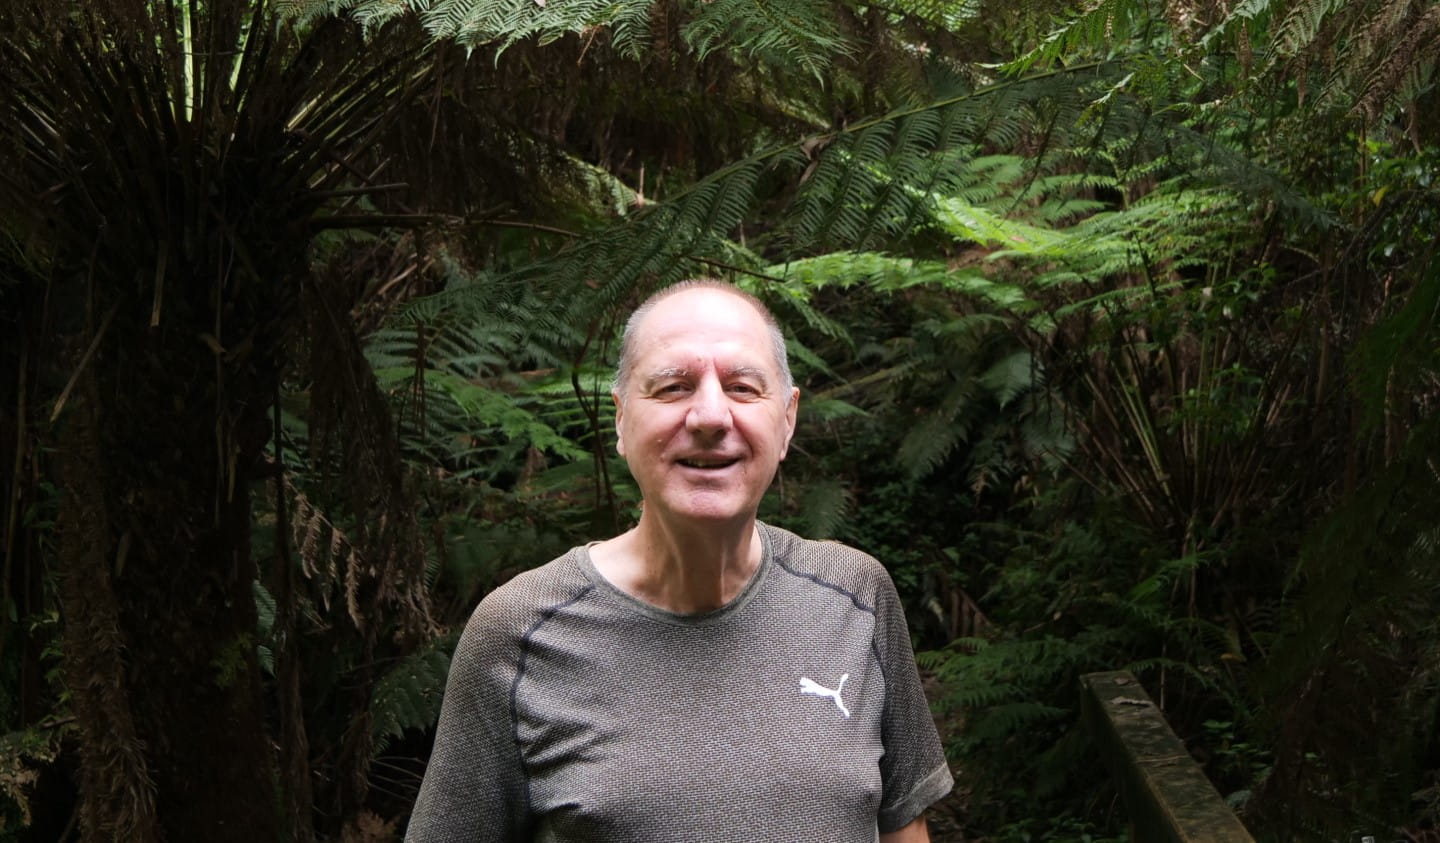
[1352,2,1440,120]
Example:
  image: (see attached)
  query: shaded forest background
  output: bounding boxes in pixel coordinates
[1,0,1438,839]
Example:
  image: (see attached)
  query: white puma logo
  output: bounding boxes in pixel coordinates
[799,673,851,718]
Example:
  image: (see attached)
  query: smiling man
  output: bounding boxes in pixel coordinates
[407,281,953,842]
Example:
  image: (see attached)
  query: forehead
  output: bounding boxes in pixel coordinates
[630,289,776,365]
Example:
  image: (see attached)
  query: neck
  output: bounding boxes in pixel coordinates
[593,514,763,614]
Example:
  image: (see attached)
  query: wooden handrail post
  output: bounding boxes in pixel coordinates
[1081,671,1256,843]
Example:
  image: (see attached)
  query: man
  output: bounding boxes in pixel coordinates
[407,281,952,842]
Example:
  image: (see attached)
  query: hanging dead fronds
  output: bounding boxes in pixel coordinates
[302,267,434,643]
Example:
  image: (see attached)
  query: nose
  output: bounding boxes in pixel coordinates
[686,376,731,434]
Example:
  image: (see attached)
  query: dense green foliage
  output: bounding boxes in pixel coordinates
[2,0,1438,840]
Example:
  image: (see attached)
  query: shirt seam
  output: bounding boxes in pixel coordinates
[769,556,877,616]
[770,551,891,707]
[510,583,596,819]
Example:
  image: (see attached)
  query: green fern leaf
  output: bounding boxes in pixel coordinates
[682,0,852,78]
[370,641,454,758]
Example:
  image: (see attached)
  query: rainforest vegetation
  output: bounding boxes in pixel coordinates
[1,0,1438,839]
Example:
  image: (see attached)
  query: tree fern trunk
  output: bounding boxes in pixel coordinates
[57,341,282,841]
[56,385,163,841]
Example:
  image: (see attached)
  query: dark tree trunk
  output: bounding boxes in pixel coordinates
[57,309,284,842]
[57,387,163,841]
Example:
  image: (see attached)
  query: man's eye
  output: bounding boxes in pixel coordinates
[728,383,759,395]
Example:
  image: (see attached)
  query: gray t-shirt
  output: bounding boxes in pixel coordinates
[407,522,953,842]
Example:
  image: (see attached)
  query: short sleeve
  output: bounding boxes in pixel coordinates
[871,571,954,832]
[405,598,531,842]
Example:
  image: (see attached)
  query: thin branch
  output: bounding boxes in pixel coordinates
[49,303,119,423]
[307,213,459,230]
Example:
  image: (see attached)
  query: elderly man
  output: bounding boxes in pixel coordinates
[407,281,953,842]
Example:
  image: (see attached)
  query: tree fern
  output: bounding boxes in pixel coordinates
[492,62,1126,330]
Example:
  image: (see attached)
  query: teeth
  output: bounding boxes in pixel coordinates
[681,458,733,468]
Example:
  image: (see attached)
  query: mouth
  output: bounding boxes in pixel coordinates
[677,457,740,469]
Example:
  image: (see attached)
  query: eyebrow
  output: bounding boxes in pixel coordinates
[723,365,771,387]
[639,365,772,390]
[641,366,693,387]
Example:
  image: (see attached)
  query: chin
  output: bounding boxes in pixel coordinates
[656,495,761,527]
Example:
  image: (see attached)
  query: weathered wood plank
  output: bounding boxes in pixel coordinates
[1081,670,1256,843]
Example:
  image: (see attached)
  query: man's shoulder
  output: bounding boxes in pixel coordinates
[760,522,895,610]
[462,547,593,639]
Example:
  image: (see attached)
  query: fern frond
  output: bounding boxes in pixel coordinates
[936,197,1068,251]
[254,581,278,675]
[1003,0,1153,75]
[1199,0,1276,53]
[683,0,853,78]
[980,350,1038,408]
[792,478,853,539]
[897,381,979,480]
[421,0,649,54]
[884,0,983,29]
[1272,0,1345,57]
[1349,3,1440,120]
[967,701,1070,742]
[765,252,1028,307]
[298,0,865,66]
[369,638,454,758]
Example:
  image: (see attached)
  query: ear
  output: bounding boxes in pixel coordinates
[612,391,627,457]
[779,387,799,460]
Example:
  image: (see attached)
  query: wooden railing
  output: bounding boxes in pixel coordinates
[1081,671,1256,843]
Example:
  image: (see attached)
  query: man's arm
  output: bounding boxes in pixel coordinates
[879,815,931,842]
[871,563,953,834]
[406,601,530,841]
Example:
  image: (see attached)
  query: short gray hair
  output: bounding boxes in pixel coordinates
[611,279,793,401]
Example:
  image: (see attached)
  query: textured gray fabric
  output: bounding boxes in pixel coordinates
[406,522,953,842]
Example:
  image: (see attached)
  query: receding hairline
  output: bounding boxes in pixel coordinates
[611,279,793,400]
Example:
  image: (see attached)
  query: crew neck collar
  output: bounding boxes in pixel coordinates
[580,522,774,627]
